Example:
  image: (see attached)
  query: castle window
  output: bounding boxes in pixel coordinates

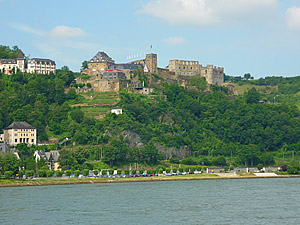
[15,139,17,143]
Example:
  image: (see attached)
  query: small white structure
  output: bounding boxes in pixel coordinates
[111,107,122,115]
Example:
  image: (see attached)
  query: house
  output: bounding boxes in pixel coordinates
[27,58,56,74]
[3,121,37,146]
[0,50,25,75]
[111,107,122,115]
[34,150,60,171]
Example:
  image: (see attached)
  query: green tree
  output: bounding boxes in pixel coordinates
[245,88,260,104]
[65,170,72,176]
[58,150,75,170]
[81,60,88,72]
[74,170,80,177]
[55,170,63,177]
[83,169,89,176]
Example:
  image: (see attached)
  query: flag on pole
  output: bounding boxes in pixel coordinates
[150,45,153,50]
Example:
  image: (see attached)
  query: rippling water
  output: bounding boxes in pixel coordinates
[1,178,300,225]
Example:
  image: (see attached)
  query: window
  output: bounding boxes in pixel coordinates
[15,139,17,143]
[15,134,17,136]
[31,139,34,143]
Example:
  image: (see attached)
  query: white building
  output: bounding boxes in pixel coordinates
[27,58,56,74]
[0,51,25,75]
[111,107,123,115]
[3,121,37,146]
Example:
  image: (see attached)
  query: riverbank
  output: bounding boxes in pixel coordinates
[1,173,300,187]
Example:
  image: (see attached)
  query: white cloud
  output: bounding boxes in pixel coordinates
[15,24,44,36]
[286,6,300,30]
[49,25,87,38]
[140,0,278,28]
[164,37,186,46]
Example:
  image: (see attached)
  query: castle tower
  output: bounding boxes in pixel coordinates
[145,53,157,74]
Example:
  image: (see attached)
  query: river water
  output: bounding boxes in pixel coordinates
[1,178,300,225]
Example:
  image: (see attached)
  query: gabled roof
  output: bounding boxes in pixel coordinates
[4,121,36,130]
[89,52,115,64]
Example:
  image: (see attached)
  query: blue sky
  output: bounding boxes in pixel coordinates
[1,0,300,78]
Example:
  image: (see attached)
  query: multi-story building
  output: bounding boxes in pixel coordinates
[81,52,115,76]
[27,58,56,74]
[0,50,25,75]
[3,121,37,146]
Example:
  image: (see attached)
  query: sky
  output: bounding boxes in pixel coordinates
[1,0,300,78]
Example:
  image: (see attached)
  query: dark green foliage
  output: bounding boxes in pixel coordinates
[257,164,263,170]
[55,170,63,177]
[179,167,184,172]
[117,169,122,175]
[38,170,46,177]
[4,171,13,179]
[26,170,34,177]
[46,170,54,177]
[18,170,24,178]
[172,167,177,173]
[131,169,136,175]
[124,169,130,175]
[0,45,20,59]
[109,169,114,175]
[139,168,144,174]
[93,169,99,176]
[65,170,71,176]
[166,168,170,173]
[83,169,89,176]
[2,154,20,174]
[74,170,80,177]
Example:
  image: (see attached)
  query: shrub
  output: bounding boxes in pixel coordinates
[55,170,63,177]
[166,168,171,173]
[117,169,122,175]
[184,167,190,172]
[93,169,99,176]
[190,167,196,172]
[74,170,80,177]
[179,168,183,173]
[156,165,166,171]
[139,168,144,174]
[132,169,136,175]
[287,166,300,175]
[102,169,107,176]
[46,170,54,177]
[257,164,263,171]
[147,169,151,174]
[65,170,72,176]
[4,171,13,179]
[26,170,34,178]
[224,167,229,173]
[87,83,92,88]
[109,169,114,175]
[196,166,202,171]
[152,168,157,174]
[83,169,89,176]
[38,170,46,177]
[169,157,180,164]
[124,169,130,175]
[181,157,197,165]
[18,170,24,178]
[229,166,234,171]
[172,168,177,173]
[159,168,164,174]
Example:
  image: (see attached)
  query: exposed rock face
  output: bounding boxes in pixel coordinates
[154,143,191,160]
[121,130,144,148]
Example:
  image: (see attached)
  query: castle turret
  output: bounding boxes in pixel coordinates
[145,53,157,74]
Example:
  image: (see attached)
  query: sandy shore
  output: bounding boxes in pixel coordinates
[1,173,300,187]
